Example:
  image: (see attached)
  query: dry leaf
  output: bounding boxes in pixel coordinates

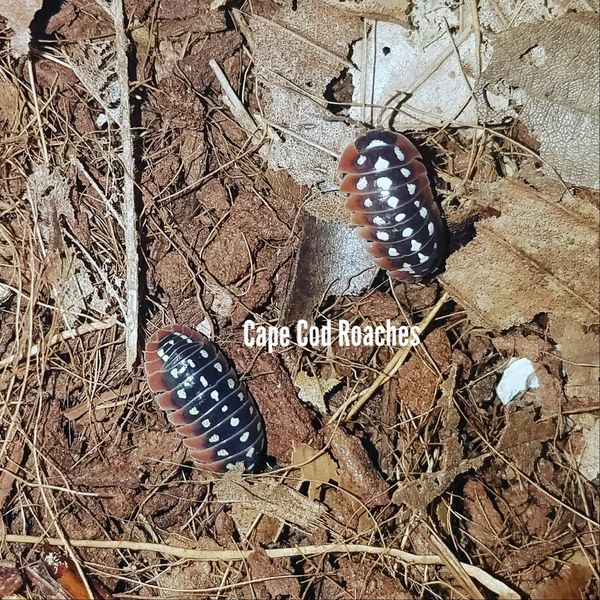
[280,216,377,324]
[577,418,600,481]
[480,13,599,188]
[248,549,301,600]
[441,179,600,330]
[530,557,593,600]
[395,328,452,415]
[325,424,390,507]
[349,20,479,129]
[0,0,43,57]
[497,406,555,476]
[317,0,410,24]
[392,455,486,511]
[26,166,109,325]
[548,316,600,401]
[291,442,338,500]
[247,0,362,186]
[214,475,328,534]
[295,370,340,414]
[462,479,504,548]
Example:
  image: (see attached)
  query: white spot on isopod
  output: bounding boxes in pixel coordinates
[211,390,219,400]
[227,379,235,389]
[376,177,392,190]
[200,376,208,387]
[388,247,399,257]
[200,349,209,358]
[186,359,196,368]
[202,418,210,427]
[410,239,422,252]
[230,417,240,427]
[414,200,420,208]
[428,223,434,236]
[246,447,255,458]
[209,434,220,443]
[374,157,389,171]
[363,198,373,208]
[366,139,387,149]
[356,177,368,190]
[226,463,236,470]
[214,362,223,372]
[373,216,386,226]
[221,404,228,412]
[189,406,199,416]
[240,432,250,443]
[394,146,405,161]
[418,253,428,263]
[407,183,416,195]
[401,167,411,177]
[356,154,367,165]
[419,207,427,218]
[387,196,399,208]
[394,212,406,222]
[177,389,187,399]
[402,228,414,238]
[376,231,390,241]
[217,449,229,457]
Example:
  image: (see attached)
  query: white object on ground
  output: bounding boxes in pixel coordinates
[496,358,539,405]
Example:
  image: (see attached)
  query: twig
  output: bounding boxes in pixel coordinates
[329,292,450,423]
[4,535,520,598]
[106,0,139,370]
[0,317,117,369]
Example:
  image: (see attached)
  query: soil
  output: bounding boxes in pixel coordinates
[0,0,598,599]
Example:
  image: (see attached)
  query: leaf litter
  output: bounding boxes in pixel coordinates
[0,0,598,598]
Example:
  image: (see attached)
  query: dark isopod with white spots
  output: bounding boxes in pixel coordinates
[144,325,265,473]
[338,130,445,282]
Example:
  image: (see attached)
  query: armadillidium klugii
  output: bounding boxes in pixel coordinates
[144,325,265,472]
[338,130,445,282]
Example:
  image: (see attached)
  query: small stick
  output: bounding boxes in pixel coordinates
[0,317,117,369]
[4,534,519,598]
[329,292,449,423]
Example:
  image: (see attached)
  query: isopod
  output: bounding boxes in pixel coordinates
[144,325,265,472]
[338,130,445,282]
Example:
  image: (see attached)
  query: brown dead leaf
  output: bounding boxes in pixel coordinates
[335,558,412,599]
[392,455,486,511]
[480,13,599,188]
[462,479,504,549]
[441,180,600,330]
[213,475,327,534]
[0,0,43,57]
[529,554,593,599]
[291,442,338,501]
[325,424,389,508]
[396,328,452,415]
[281,215,377,324]
[248,549,301,600]
[548,316,600,402]
[294,370,340,415]
[0,565,23,597]
[247,0,362,187]
[497,406,555,476]
[439,364,463,469]
[317,0,409,24]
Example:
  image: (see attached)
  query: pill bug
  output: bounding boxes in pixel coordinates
[338,130,445,282]
[144,325,265,473]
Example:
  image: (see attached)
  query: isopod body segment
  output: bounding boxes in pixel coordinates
[338,130,445,282]
[144,325,265,473]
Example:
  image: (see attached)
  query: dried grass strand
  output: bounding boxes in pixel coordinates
[4,535,520,598]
